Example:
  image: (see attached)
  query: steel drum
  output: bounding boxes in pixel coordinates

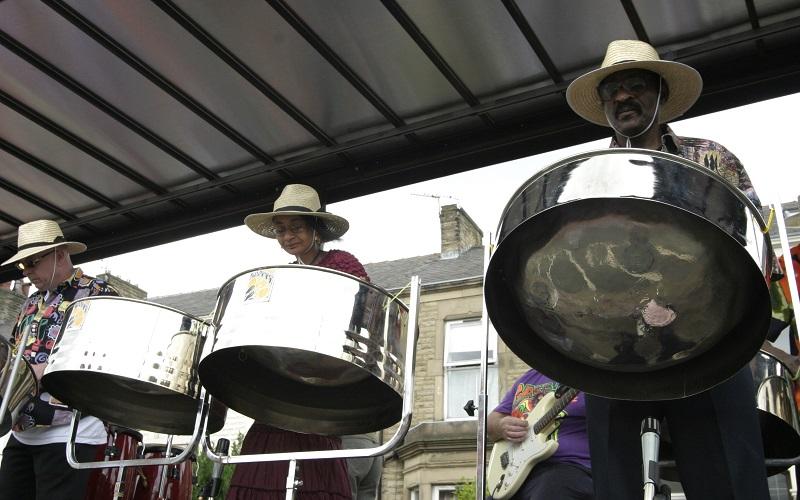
[485,149,773,400]
[42,297,226,435]
[661,349,800,479]
[0,338,37,436]
[751,350,800,473]
[199,265,409,435]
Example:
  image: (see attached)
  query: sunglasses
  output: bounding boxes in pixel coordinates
[16,250,55,271]
[597,75,656,102]
[271,224,310,237]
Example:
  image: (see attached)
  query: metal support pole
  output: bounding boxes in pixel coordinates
[284,459,299,500]
[476,233,493,499]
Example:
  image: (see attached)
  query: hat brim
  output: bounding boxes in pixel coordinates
[244,211,349,242]
[566,60,702,127]
[1,241,87,267]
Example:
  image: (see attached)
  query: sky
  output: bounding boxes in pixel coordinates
[80,92,800,299]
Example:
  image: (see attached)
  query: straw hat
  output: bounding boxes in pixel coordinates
[566,40,703,127]
[2,220,86,266]
[244,184,349,241]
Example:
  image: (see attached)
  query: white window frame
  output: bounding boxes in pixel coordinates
[443,318,499,420]
[433,484,457,500]
[409,486,419,500]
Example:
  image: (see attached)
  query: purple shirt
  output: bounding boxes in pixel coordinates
[494,369,591,469]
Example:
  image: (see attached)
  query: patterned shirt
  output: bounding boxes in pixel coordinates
[611,126,760,206]
[12,268,118,366]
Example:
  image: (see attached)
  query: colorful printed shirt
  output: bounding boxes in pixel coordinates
[611,126,760,206]
[12,268,118,366]
[494,369,591,469]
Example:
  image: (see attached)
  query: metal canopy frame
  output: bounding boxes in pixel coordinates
[1,0,798,281]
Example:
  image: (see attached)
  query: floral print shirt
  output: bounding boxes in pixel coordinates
[12,268,118,366]
[611,126,760,206]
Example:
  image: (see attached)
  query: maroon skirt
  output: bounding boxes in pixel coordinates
[227,424,351,500]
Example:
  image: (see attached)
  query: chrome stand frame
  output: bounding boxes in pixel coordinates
[64,388,208,469]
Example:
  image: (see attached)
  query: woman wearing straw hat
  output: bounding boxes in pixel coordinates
[227,184,370,499]
[0,220,118,500]
[565,39,772,500]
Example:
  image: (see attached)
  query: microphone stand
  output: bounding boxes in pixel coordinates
[199,438,230,500]
[641,417,670,500]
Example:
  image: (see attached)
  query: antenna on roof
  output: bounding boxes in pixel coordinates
[411,193,459,211]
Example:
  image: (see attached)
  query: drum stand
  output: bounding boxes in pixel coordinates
[202,275,422,500]
[63,391,208,474]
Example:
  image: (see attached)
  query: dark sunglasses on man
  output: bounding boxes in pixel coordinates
[15,250,55,271]
[597,74,658,102]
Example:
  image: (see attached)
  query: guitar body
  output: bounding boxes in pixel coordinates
[487,391,562,499]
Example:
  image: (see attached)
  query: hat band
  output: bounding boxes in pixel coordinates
[276,206,317,213]
[17,236,65,251]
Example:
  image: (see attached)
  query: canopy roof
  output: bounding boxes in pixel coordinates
[1,0,799,281]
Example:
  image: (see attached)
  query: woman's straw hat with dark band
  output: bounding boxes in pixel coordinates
[245,184,349,241]
[566,40,703,127]
[2,219,86,266]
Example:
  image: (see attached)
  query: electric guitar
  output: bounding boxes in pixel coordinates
[486,387,579,499]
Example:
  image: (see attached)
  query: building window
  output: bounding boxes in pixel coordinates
[433,485,457,500]
[409,486,419,500]
[444,318,499,420]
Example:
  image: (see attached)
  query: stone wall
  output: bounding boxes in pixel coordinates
[378,279,527,498]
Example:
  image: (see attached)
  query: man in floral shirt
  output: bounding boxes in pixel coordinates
[0,220,117,500]
[565,40,773,499]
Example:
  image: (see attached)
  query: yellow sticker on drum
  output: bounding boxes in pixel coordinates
[244,271,274,303]
[64,301,90,332]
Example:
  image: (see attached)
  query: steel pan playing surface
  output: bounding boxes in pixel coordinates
[485,149,773,400]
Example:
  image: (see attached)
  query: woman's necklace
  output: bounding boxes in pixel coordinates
[309,249,324,265]
[300,249,323,265]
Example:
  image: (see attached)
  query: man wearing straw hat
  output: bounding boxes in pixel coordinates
[0,220,117,500]
[565,40,772,499]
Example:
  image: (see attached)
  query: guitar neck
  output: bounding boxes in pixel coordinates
[532,387,579,434]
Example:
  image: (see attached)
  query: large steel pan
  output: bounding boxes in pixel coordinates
[198,265,409,435]
[750,350,800,474]
[42,297,226,435]
[0,338,37,436]
[661,349,800,479]
[485,149,773,400]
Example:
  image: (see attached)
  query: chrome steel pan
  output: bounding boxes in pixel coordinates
[0,338,37,436]
[42,297,226,434]
[199,265,409,435]
[661,349,800,479]
[485,149,773,400]
[750,350,800,474]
